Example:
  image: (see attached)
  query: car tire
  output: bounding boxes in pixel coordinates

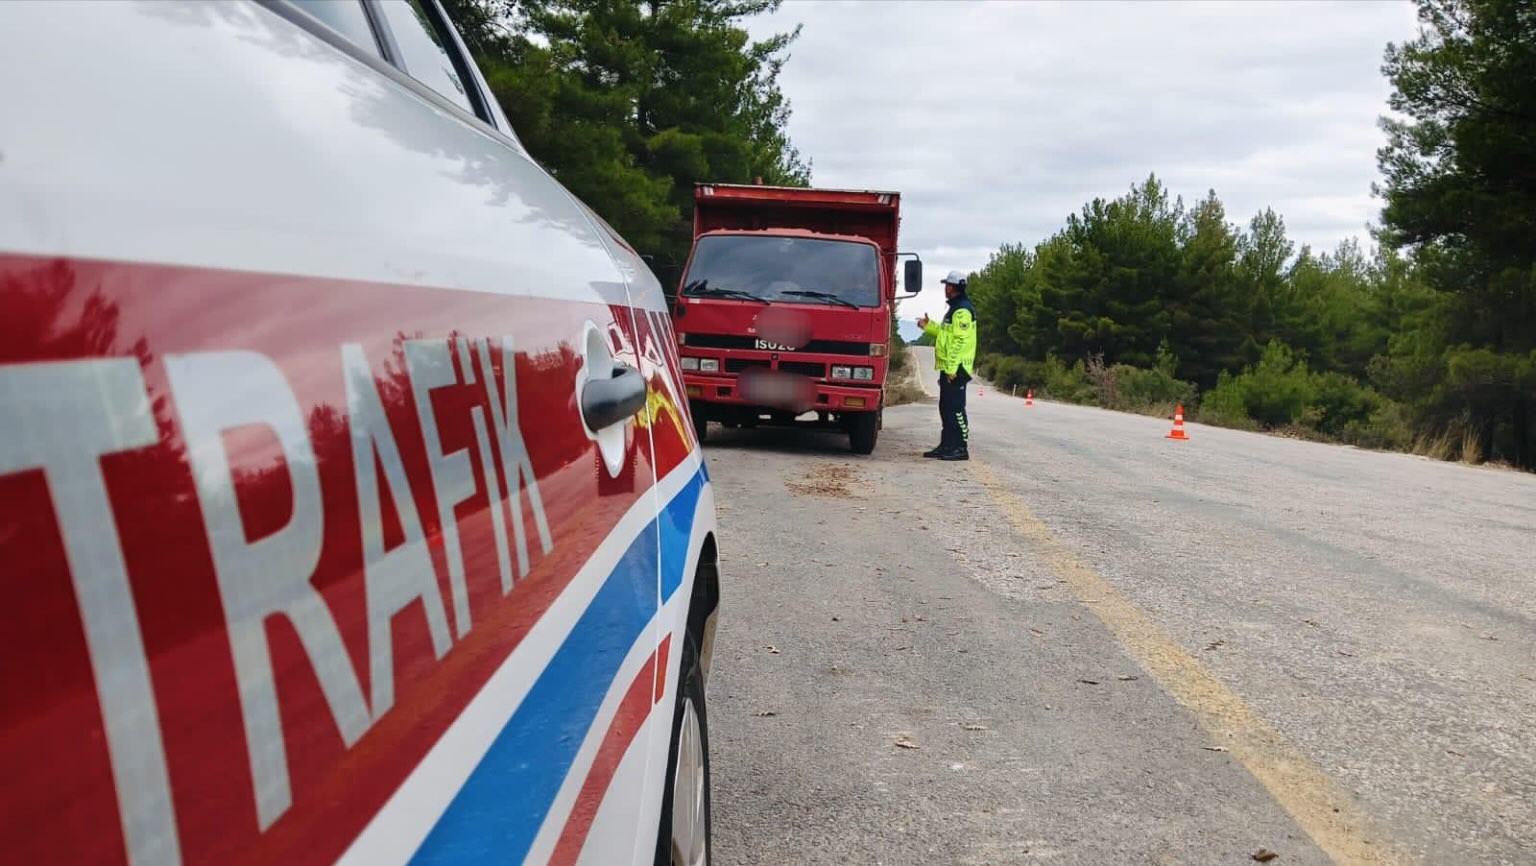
[654,636,712,866]
[848,410,878,455]
[690,401,709,443]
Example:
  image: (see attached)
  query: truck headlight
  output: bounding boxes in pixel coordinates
[699,358,720,373]
[831,365,852,379]
[853,366,874,381]
[681,357,699,371]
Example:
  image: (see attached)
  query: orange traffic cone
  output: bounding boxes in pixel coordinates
[1025,389,1034,406]
[1166,404,1189,440]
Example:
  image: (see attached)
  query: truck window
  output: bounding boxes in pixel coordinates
[286,0,383,57]
[376,0,477,115]
[682,235,881,307]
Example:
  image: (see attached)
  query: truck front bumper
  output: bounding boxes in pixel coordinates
[683,373,881,413]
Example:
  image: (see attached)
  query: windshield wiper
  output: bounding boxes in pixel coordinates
[781,290,859,309]
[683,280,771,304]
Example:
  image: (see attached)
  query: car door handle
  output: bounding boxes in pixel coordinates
[581,363,648,432]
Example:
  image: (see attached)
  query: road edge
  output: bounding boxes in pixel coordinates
[969,458,1413,866]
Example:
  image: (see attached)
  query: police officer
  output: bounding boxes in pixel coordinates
[917,271,978,460]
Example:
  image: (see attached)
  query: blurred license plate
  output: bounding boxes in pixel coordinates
[738,369,816,411]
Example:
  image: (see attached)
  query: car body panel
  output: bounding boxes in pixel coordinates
[0,2,714,865]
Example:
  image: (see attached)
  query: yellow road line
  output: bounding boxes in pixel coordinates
[969,460,1410,866]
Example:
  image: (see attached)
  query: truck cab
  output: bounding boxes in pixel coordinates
[672,184,920,454]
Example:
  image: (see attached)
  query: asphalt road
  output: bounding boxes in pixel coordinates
[700,348,1534,866]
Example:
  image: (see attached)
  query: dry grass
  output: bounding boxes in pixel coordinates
[884,349,931,407]
[1412,429,1458,462]
[1460,428,1485,465]
[1408,425,1487,465]
[885,380,929,406]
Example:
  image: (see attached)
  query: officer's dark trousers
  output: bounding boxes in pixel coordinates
[938,370,970,451]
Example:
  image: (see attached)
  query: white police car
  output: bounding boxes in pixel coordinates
[0,2,718,864]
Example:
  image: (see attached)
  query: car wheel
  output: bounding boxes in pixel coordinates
[690,401,709,443]
[655,636,711,866]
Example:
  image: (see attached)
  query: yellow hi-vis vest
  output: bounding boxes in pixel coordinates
[922,299,977,376]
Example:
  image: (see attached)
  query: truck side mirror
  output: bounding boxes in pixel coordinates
[904,259,923,293]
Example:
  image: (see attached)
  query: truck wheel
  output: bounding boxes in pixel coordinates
[848,411,878,455]
[690,401,708,443]
[654,637,712,866]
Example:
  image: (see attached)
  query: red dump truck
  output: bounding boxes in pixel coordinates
[672,183,921,454]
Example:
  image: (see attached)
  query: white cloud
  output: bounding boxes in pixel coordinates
[749,0,1421,321]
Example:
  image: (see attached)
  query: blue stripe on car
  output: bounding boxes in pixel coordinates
[409,467,704,864]
[659,470,705,603]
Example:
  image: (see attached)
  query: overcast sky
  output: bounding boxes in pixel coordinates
[747,0,1422,322]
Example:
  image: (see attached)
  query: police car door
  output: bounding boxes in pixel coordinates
[0,1,666,864]
[569,196,712,865]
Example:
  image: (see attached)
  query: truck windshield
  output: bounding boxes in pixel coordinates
[681,235,880,308]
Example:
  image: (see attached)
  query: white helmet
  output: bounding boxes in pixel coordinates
[941,270,967,287]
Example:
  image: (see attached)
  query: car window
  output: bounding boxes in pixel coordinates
[286,0,382,56]
[377,0,475,115]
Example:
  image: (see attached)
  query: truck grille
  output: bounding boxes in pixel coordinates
[724,358,770,373]
[777,361,826,378]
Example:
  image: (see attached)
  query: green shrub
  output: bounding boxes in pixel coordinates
[1307,371,1379,437]
[1195,342,1390,438]
[1197,371,1255,428]
[1042,355,1095,403]
[1341,399,1414,450]
[947,339,1436,463]
[985,355,1033,392]
[1114,364,1196,409]
[1238,340,1315,426]
[975,353,1005,381]
[978,353,1087,400]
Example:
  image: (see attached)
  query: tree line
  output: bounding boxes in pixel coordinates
[441,0,810,288]
[966,0,1534,468]
[436,0,1530,466]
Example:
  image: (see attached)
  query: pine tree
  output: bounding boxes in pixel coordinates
[1169,191,1245,389]
[1376,0,1536,466]
[441,0,810,284]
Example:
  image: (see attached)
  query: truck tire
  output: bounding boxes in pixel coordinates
[690,401,708,443]
[848,410,878,455]
[654,636,712,866]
